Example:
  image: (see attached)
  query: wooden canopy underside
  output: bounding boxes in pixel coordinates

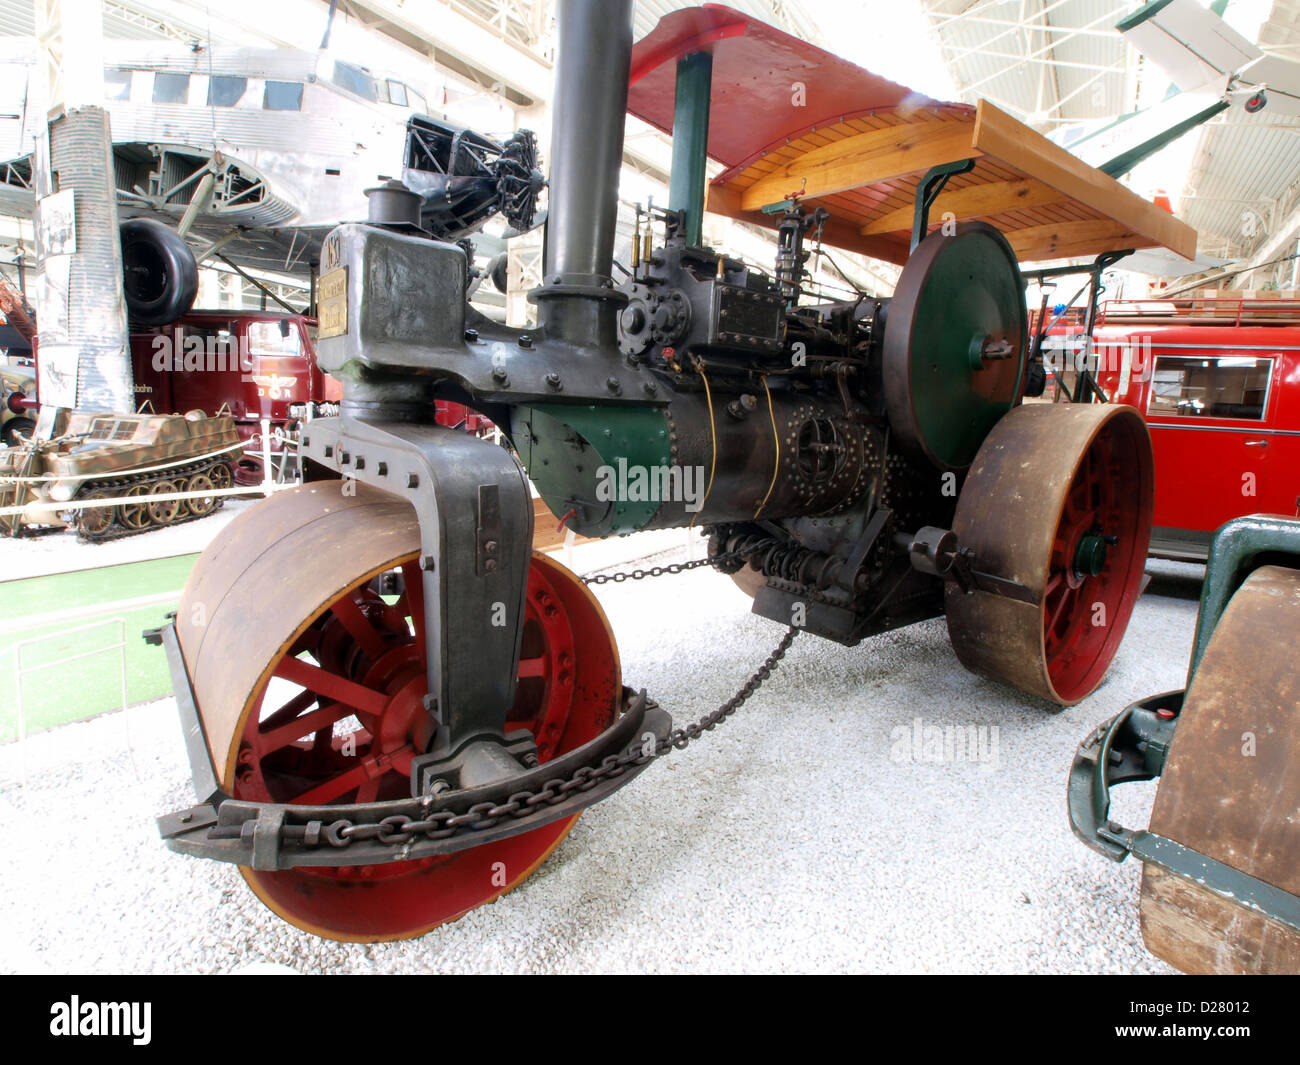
[705,100,1198,267]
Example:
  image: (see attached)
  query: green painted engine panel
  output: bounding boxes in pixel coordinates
[514,403,672,536]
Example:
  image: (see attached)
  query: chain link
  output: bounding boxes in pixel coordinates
[578,549,748,585]
[299,623,799,852]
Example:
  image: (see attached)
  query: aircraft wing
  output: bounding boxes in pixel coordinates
[1118,0,1261,92]
[1115,246,1231,278]
[1232,53,1300,114]
[110,202,324,280]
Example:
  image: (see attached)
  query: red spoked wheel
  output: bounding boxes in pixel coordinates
[1039,419,1147,701]
[946,403,1153,705]
[176,484,621,941]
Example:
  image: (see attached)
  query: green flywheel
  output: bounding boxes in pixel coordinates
[882,221,1027,470]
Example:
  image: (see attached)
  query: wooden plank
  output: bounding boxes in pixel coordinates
[1005,219,1140,262]
[860,176,1067,235]
[972,100,1197,259]
[711,100,1197,264]
[739,119,980,211]
[1140,864,1300,975]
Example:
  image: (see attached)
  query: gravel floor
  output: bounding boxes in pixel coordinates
[0,542,1203,974]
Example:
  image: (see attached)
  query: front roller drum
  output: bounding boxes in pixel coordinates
[945,403,1153,705]
[175,482,622,941]
[1141,565,1300,974]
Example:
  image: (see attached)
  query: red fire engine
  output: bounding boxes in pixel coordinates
[1047,296,1300,560]
[130,310,340,484]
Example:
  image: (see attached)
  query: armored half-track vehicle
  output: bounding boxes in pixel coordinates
[0,408,239,540]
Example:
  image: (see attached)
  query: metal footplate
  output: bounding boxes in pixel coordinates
[155,620,672,870]
[1068,695,1300,934]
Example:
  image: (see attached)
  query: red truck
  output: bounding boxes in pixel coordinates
[130,309,493,483]
[1048,296,1300,560]
[130,310,340,484]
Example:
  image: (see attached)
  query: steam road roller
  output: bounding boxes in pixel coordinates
[153,2,1219,948]
[1071,515,1300,975]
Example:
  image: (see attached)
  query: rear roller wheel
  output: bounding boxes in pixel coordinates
[176,482,621,941]
[945,403,1153,705]
[1140,566,1300,974]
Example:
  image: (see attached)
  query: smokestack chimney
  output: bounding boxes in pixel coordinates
[532,0,635,346]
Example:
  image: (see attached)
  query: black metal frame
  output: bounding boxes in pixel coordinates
[1068,694,1300,933]
[153,618,671,869]
[1023,249,1133,404]
[317,222,660,407]
[299,416,533,745]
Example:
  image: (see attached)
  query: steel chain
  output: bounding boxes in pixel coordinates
[307,620,799,852]
[578,549,749,585]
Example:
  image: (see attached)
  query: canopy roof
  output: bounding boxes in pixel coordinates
[627,5,1197,266]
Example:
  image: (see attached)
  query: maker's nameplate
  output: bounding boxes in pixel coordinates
[318,267,348,339]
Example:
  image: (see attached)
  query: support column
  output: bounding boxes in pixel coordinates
[668,52,713,248]
[33,0,132,415]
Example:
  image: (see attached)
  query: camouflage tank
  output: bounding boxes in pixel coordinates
[0,409,240,541]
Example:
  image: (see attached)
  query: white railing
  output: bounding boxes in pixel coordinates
[0,418,299,522]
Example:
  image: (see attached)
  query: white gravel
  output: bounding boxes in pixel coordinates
[0,540,1202,974]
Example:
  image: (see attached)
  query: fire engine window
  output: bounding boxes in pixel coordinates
[1148,355,1272,420]
[152,73,190,105]
[177,325,239,371]
[264,81,304,111]
[104,69,132,101]
[248,320,303,356]
[208,76,247,107]
[386,81,408,107]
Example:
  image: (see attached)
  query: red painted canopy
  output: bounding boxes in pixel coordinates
[627,3,956,178]
[626,5,1196,265]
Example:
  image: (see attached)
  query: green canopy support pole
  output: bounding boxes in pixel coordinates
[911,158,975,252]
[668,51,713,248]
